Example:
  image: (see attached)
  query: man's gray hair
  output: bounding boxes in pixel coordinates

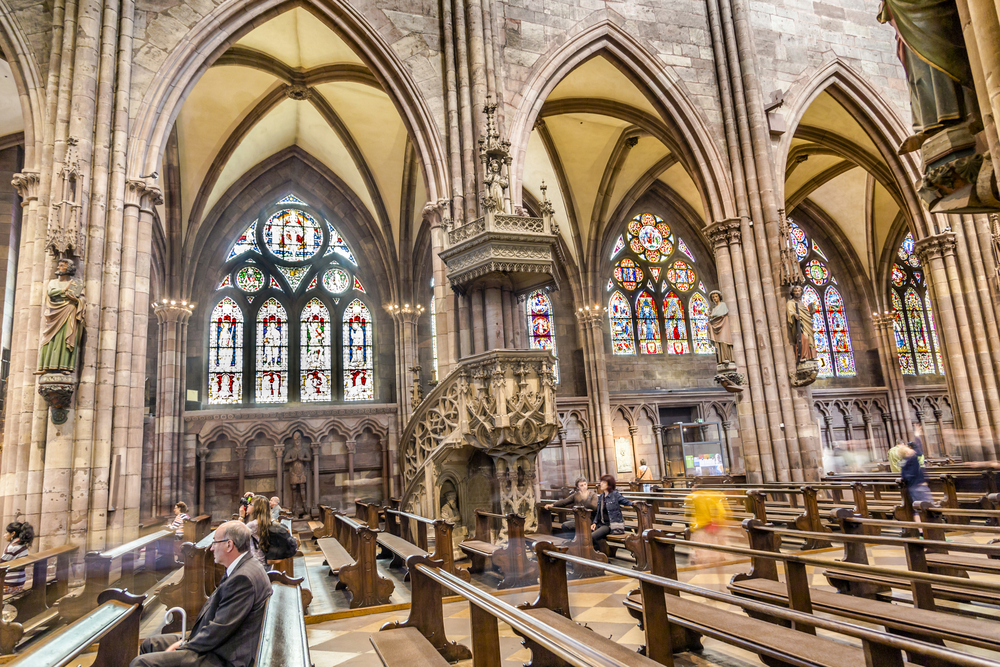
[221,520,252,553]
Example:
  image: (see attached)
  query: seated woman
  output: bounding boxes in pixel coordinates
[544,478,597,533]
[590,475,633,555]
[1,522,33,595]
[244,496,273,567]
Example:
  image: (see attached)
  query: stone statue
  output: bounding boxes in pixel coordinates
[707,290,735,368]
[38,258,86,374]
[440,489,468,558]
[483,158,508,213]
[786,284,817,363]
[876,0,974,148]
[283,431,311,517]
[787,284,819,386]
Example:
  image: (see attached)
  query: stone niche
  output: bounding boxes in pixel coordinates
[186,405,397,522]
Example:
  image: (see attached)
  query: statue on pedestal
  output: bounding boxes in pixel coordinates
[37,258,86,424]
[786,284,819,386]
[708,290,743,393]
[283,432,311,517]
[439,489,468,560]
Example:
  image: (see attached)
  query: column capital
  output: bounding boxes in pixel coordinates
[197,445,210,459]
[310,442,321,455]
[574,308,603,327]
[273,443,286,457]
[422,199,451,229]
[152,300,195,324]
[124,179,163,211]
[386,304,424,324]
[345,440,357,454]
[628,425,639,435]
[11,171,40,204]
[913,231,957,263]
[706,218,742,249]
[234,443,248,460]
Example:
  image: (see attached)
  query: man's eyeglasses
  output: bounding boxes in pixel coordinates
[211,538,232,547]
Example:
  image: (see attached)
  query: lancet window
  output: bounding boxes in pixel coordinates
[607,212,713,356]
[789,221,856,378]
[889,232,944,375]
[526,290,559,382]
[208,194,374,404]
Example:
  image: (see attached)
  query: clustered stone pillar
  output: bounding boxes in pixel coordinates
[152,301,192,517]
[917,223,1000,460]
[871,313,913,445]
[311,442,321,509]
[574,309,615,477]
[273,443,285,500]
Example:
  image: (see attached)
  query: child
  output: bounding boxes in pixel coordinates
[2,522,33,595]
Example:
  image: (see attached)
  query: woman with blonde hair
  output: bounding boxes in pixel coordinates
[244,496,273,567]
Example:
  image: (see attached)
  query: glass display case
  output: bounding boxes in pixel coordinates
[662,422,727,477]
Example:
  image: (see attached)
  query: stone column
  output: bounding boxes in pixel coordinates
[380,438,390,501]
[556,427,567,486]
[197,445,209,516]
[234,443,247,498]
[345,440,356,503]
[273,443,285,500]
[627,425,640,479]
[513,293,527,349]
[720,420,734,472]
[311,442,321,509]
[458,292,472,359]
[843,414,854,444]
[471,287,485,354]
[916,233,988,459]
[706,219,765,481]
[484,282,504,351]
[862,413,875,460]
[575,309,615,477]
[426,201,458,377]
[501,285,514,348]
[872,313,913,443]
[882,413,894,449]
[152,301,192,516]
[580,426,594,480]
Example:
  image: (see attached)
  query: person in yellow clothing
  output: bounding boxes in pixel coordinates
[685,480,730,565]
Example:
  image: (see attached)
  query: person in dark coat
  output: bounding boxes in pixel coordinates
[590,474,633,553]
[131,521,272,667]
[545,478,597,533]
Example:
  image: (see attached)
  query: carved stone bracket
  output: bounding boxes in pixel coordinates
[37,372,77,425]
[790,359,819,387]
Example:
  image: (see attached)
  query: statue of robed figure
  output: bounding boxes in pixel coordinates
[707,290,735,368]
[38,258,86,374]
[786,284,819,386]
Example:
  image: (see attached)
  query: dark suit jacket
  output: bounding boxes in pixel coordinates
[184,552,272,667]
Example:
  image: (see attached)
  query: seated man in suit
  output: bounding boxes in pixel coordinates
[131,520,272,667]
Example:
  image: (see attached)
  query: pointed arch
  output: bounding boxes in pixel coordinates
[343,298,374,400]
[126,0,449,206]
[506,16,735,224]
[635,291,661,354]
[776,58,928,236]
[300,297,332,401]
[0,2,44,167]
[608,291,635,355]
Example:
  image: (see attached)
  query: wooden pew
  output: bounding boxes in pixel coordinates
[610,501,691,570]
[380,508,470,582]
[317,513,394,607]
[181,514,212,543]
[373,554,645,667]
[459,510,537,588]
[256,571,311,667]
[528,504,607,577]
[159,532,214,633]
[530,541,1000,667]
[0,543,79,654]
[9,589,145,667]
[56,528,176,623]
[356,500,380,529]
[312,504,337,539]
[713,522,1000,656]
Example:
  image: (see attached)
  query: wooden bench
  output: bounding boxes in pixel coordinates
[381,508,470,582]
[181,514,212,543]
[460,510,537,588]
[159,532,214,633]
[529,540,1000,667]
[9,589,145,667]
[56,528,176,623]
[373,554,642,667]
[528,504,606,577]
[0,543,79,654]
[318,513,393,607]
[312,504,337,539]
[255,571,311,667]
[356,499,381,529]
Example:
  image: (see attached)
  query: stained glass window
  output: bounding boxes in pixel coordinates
[210,197,372,403]
[300,298,332,402]
[605,212,708,356]
[891,290,913,374]
[323,267,350,293]
[611,235,626,259]
[608,291,636,355]
[343,299,374,400]
[663,291,689,354]
[256,298,288,403]
[613,258,643,290]
[666,260,696,291]
[627,213,673,263]
[217,275,232,290]
[208,297,243,404]
[527,290,559,381]
[636,292,661,354]
[889,232,943,375]
[790,220,855,378]
[430,278,439,383]
[825,287,856,376]
[236,266,264,292]
[690,293,713,354]
[262,208,324,261]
